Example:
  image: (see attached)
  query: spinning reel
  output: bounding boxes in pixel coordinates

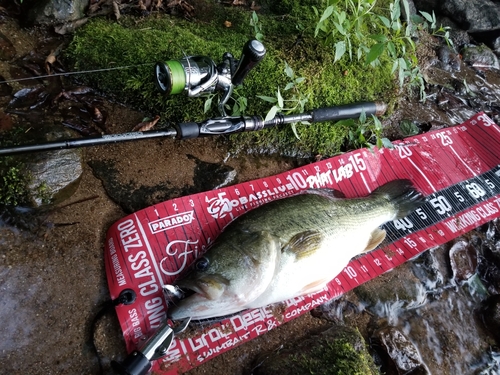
[153,39,266,116]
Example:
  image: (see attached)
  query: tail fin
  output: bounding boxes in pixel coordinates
[373,179,426,219]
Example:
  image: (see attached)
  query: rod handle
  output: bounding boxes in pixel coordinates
[311,101,387,123]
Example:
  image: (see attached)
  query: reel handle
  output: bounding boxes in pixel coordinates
[231,40,266,86]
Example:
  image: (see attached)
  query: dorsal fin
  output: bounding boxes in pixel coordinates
[363,228,386,252]
[304,188,346,199]
[283,230,323,260]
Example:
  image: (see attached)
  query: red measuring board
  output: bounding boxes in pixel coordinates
[105,112,500,374]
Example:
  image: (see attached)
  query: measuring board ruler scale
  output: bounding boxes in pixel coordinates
[104,112,500,375]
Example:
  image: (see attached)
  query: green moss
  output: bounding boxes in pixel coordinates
[64,1,402,156]
[290,339,376,375]
[254,325,379,375]
[0,130,31,206]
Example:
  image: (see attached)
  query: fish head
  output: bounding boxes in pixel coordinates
[168,229,280,320]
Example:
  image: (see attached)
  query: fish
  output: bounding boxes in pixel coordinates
[167,179,425,320]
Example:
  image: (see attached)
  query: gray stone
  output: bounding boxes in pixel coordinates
[413,0,500,32]
[373,326,429,374]
[21,0,89,26]
[26,148,83,207]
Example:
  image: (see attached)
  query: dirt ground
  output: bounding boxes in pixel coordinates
[0,91,326,375]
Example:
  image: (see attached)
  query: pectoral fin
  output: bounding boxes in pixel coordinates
[283,230,323,260]
[363,228,386,252]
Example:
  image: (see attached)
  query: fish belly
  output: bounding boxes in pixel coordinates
[246,225,374,310]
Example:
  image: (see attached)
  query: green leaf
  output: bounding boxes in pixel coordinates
[264,105,279,122]
[333,21,345,35]
[391,59,399,74]
[359,109,366,124]
[295,77,305,84]
[290,123,301,140]
[378,15,391,28]
[419,11,434,24]
[334,41,346,62]
[390,0,401,22]
[256,95,278,103]
[387,41,396,58]
[381,138,394,149]
[284,62,294,78]
[366,43,385,65]
[369,34,387,42]
[284,82,295,91]
[277,87,284,108]
[204,96,213,113]
[401,0,410,22]
[372,114,382,131]
[319,5,334,24]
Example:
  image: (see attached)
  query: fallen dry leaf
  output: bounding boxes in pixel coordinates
[132,115,160,132]
[112,0,121,19]
[0,110,13,132]
[224,20,232,27]
[45,51,57,75]
[250,1,261,11]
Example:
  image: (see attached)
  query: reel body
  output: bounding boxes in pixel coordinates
[154,40,266,116]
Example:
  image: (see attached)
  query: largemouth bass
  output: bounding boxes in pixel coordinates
[167,179,425,320]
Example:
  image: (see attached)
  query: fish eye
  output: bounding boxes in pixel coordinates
[195,257,209,271]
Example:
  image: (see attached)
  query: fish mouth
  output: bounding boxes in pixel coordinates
[174,274,229,301]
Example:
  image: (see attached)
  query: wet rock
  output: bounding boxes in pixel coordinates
[89,155,236,213]
[372,326,428,375]
[449,239,478,282]
[461,44,500,70]
[251,324,378,375]
[477,244,500,294]
[0,32,16,61]
[25,142,83,207]
[20,0,89,26]
[414,0,500,33]
[354,262,428,322]
[486,219,500,243]
[437,45,462,71]
[410,246,451,290]
[311,294,361,323]
[478,294,500,345]
[7,86,49,110]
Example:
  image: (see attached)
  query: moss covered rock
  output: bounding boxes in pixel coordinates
[251,324,379,375]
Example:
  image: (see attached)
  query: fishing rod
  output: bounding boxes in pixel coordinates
[0,101,387,156]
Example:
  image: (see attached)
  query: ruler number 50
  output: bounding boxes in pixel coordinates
[430,195,452,215]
